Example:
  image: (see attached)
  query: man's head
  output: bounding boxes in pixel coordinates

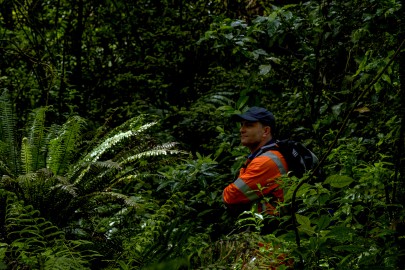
[233,107,276,153]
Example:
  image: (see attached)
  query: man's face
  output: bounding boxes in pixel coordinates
[239,121,266,148]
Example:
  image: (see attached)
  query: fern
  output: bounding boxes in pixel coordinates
[1,189,99,269]
[200,91,235,106]
[47,116,86,176]
[27,106,49,171]
[67,117,183,196]
[106,172,159,191]
[0,109,187,268]
[122,147,185,165]
[51,182,78,197]
[122,192,186,267]
[82,119,157,163]
[84,191,139,207]
[71,160,121,188]
[0,90,19,176]
[21,137,33,174]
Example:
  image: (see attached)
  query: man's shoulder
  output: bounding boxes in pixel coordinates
[262,148,286,159]
[251,150,286,166]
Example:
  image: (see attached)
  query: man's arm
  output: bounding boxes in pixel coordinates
[222,153,286,205]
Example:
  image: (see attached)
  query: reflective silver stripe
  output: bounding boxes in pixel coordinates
[234,178,260,201]
[260,151,287,175]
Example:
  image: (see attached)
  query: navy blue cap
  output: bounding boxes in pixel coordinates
[233,106,276,133]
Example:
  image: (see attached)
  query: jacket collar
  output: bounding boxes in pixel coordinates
[247,139,277,160]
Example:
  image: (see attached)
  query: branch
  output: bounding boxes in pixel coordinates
[290,38,405,247]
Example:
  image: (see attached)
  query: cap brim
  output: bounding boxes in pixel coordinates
[231,113,259,122]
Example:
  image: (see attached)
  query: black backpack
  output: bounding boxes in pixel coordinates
[270,140,321,179]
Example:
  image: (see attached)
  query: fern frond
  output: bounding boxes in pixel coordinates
[43,256,89,270]
[80,115,146,155]
[2,190,98,269]
[123,192,186,265]
[21,137,33,174]
[51,183,78,197]
[85,191,139,207]
[121,149,185,165]
[71,160,121,187]
[106,172,158,190]
[201,91,234,106]
[119,141,185,166]
[47,116,86,176]
[17,172,36,185]
[16,172,51,206]
[153,142,179,150]
[27,106,48,171]
[0,90,19,176]
[82,121,157,163]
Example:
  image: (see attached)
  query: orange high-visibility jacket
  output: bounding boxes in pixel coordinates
[223,147,288,214]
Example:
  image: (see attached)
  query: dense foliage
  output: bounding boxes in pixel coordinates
[0,0,404,269]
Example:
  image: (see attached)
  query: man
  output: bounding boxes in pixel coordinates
[222,107,288,218]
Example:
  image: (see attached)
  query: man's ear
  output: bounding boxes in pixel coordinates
[263,125,271,136]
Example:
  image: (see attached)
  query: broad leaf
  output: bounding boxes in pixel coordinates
[324,175,354,188]
[325,226,356,242]
[259,64,271,75]
[295,213,311,227]
[316,215,331,230]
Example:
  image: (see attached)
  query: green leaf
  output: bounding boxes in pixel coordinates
[259,64,271,75]
[268,57,281,64]
[295,213,311,226]
[236,96,249,110]
[332,245,365,252]
[316,215,331,230]
[0,243,8,261]
[374,81,383,93]
[252,49,268,60]
[325,226,355,242]
[382,73,391,84]
[284,182,312,202]
[298,224,316,236]
[324,175,354,188]
[352,50,372,77]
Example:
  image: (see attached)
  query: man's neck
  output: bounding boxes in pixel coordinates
[248,138,274,156]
